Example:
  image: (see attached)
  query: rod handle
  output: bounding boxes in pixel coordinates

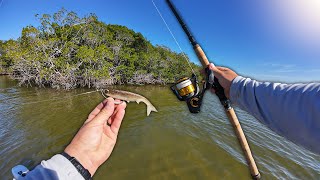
[194,42,260,179]
[194,44,210,67]
[226,108,261,179]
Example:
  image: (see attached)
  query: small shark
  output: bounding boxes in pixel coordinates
[102,89,158,116]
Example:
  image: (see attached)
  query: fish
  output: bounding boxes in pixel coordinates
[102,89,158,116]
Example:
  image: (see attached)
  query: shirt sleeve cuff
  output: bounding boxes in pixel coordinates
[40,154,85,179]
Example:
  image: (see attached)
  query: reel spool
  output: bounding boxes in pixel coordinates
[171,74,203,113]
[174,77,197,100]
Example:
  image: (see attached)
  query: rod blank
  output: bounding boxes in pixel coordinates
[166,0,261,178]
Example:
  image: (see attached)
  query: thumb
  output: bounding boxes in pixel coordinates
[91,97,115,125]
[210,65,223,79]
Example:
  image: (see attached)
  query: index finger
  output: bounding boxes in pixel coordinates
[85,99,109,124]
[110,102,126,134]
[216,66,229,71]
[212,65,225,77]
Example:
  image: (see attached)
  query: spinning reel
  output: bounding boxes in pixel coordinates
[171,68,230,113]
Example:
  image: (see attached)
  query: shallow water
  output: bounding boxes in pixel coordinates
[0,76,319,179]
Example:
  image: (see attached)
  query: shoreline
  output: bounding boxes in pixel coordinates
[0,75,172,90]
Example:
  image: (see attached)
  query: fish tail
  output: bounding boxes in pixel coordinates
[147,103,158,116]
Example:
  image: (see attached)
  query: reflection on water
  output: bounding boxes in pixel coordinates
[0,76,319,179]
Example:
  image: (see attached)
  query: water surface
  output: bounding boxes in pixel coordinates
[0,76,319,179]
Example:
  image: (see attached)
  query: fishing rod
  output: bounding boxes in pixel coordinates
[162,0,261,179]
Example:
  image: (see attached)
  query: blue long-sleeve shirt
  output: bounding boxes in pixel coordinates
[230,76,320,154]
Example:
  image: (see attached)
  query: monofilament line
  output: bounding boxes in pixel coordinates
[151,0,196,75]
[17,90,99,105]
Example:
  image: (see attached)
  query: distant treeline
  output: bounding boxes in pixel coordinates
[0,8,199,89]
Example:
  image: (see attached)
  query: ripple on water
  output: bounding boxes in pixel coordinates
[1,80,320,179]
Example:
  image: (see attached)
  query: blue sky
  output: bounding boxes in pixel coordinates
[0,0,319,82]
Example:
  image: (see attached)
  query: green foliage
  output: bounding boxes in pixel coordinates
[0,9,200,89]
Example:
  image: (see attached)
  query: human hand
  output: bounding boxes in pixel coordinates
[64,97,126,176]
[204,63,238,98]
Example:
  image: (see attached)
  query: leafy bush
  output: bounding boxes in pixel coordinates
[0,8,200,89]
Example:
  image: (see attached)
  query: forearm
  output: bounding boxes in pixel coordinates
[230,76,320,154]
[20,154,84,180]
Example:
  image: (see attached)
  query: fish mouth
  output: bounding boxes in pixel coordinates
[100,89,110,99]
[101,89,109,93]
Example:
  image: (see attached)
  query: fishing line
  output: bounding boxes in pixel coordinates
[3,88,124,109]
[15,90,101,105]
[151,0,196,75]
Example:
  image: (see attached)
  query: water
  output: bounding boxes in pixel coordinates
[0,76,319,179]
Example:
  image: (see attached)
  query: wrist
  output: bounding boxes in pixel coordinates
[64,146,98,176]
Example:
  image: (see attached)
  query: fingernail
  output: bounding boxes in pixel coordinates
[106,97,114,104]
[114,99,122,104]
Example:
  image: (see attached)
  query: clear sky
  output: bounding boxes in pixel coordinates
[1,0,319,82]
